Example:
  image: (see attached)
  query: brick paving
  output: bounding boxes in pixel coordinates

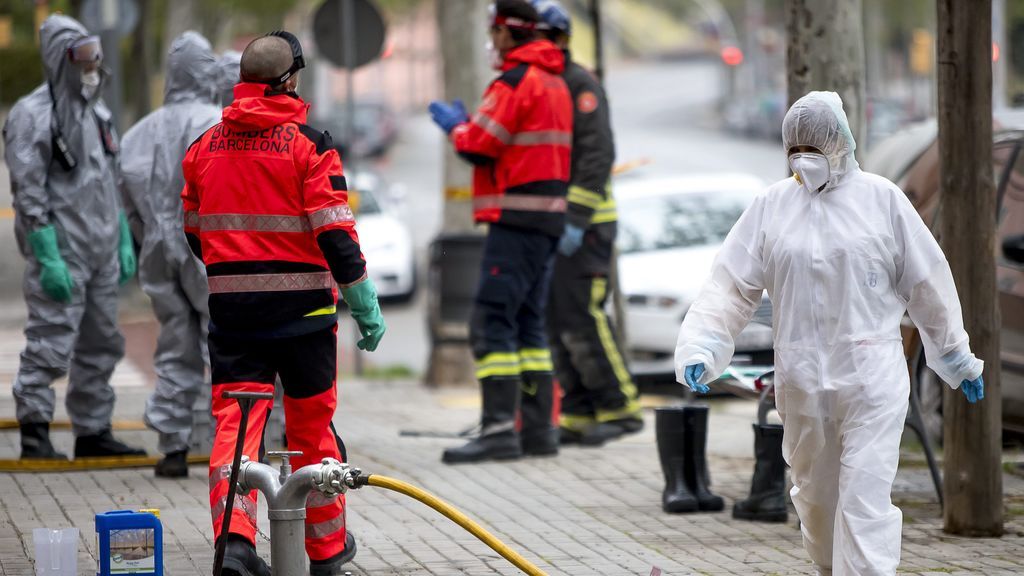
[0,320,1023,574]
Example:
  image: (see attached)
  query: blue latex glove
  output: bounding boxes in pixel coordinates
[684,364,709,394]
[428,99,468,134]
[961,375,984,404]
[558,224,585,256]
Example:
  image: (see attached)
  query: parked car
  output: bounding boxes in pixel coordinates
[865,117,1024,441]
[347,171,417,302]
[616,173,773,383]
[312,100,398,159]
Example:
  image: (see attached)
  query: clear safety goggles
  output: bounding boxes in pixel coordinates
[68,36,103,65]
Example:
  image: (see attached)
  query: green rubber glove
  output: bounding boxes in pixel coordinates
[27,225,75,302]
[340,278,386,352]
[118,212,136,285]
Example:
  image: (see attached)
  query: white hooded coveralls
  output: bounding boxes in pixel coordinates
[675,92,983,575]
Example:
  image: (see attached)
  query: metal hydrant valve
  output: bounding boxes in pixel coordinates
[313,458,360,496]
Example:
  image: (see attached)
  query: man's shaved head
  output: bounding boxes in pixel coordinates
[240,35,293,84]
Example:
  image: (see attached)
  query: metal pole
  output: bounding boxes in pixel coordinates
[99,0,122,132]
[340,0,365,376]
[588,0,604,83]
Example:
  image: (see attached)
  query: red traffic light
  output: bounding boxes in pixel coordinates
[721,45,744,67]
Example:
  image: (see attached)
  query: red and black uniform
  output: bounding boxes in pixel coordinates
[182,82,364,563]
[446,40,572,457]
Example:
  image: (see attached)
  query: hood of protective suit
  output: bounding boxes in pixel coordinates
[216,51,242,107]
[782,91,860,179]
[502,40,565,75]
[40,15,94,106]
[165,31,218,105]
[222,82,309,130]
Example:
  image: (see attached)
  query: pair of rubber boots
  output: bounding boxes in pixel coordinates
[442,375,557,464]
[656,405,724,513]
[20,422,146,460]
[218,532,356,576]
[733,423,788,523]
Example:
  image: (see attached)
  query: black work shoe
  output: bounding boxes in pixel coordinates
[19,423,68,460]
[442,431,522,464]
[219,535,271,576]
[309,532,358,575]
[74,429,147,458]
[520,429,559,457]
[733,424,788,523]
[154,450,189,478]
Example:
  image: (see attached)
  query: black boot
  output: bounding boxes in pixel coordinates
[443,377,523,464]
[519,371,558,457]
[309,532,357,575]
[74,429,147,458]
[218,534,271,576]
[733,424,788,522]
[683,405,725,512]
[19,423,68,460]
[154,450,189,478]
[655,407,698,513]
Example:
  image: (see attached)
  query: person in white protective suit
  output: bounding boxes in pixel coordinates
[121,31,222,477]
[674,91,985,575]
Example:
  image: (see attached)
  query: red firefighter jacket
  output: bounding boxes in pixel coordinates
[182,82,366,336]
[451,40,573,238]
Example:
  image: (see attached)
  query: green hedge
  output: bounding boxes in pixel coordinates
[0,44,45,106]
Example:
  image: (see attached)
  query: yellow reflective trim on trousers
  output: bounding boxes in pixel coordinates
[590,197,618,225]
[568,185,603,209]
[476,352,521,379]
[589,278,639,401]
[560,413,597,432]
[596,400,643,423]
[304,305,337,317]
[518,348,553,373]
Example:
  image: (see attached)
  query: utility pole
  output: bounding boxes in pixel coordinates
[784,0,866,156]
[425,0,488,387]
[936,0,1002,537]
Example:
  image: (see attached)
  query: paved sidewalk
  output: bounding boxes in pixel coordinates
[0,320,1023,575]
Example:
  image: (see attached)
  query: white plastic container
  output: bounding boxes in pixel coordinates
[33,527,78,576]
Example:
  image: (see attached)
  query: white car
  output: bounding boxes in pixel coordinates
[348,171,417,301]
[616,173,773,379]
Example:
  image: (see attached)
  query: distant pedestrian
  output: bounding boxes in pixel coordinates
[429,0,572,463]
[3,15,143,461]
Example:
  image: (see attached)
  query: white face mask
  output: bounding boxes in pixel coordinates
[789,152,832,193]
[485,40,503,70]
[80,70,101,100]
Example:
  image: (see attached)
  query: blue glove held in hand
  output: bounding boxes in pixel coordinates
[428,99,468,134]
[961,375,984,403]
[684,364,709,394]
[558,224,585,257]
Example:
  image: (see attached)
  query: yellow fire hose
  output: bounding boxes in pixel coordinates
[360,474,548,576]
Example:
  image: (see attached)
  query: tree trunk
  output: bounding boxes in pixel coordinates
[937,0,1003,537]
[130,0,153,121]
[784,0,866,157]
[425,0,488,387]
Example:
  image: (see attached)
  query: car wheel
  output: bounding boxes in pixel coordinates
[914,344,945,446]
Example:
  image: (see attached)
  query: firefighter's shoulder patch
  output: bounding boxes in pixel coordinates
[577,91,599,114]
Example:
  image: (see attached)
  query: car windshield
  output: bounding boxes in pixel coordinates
[618,189,754,253]
[353,185,382,215]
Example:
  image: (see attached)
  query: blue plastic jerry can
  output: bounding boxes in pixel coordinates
[95,510,163,576]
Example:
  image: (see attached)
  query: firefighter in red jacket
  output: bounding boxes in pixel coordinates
[430,0,572,464]
[182,32,384,575]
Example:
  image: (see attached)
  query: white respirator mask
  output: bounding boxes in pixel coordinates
[80,70,101,100]
[789,152,832,193]
[485,40,503,70]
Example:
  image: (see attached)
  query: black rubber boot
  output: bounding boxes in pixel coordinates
[74,429,147,458]
[520,371,558,457]
[154,450,189,478]
[19,423,68,460]
[219,534,271,576]
[655,407,698,513]
[733,424,788,523]
[443,377,523,464]
[309,532,358,575]
[683,405,725,512]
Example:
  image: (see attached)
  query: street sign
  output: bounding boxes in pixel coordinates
[312,0,387,69]
[80,0,139,36]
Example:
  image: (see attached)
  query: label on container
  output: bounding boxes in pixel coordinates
[108,528,155,573]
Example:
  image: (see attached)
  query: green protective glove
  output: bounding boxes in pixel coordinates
[117,212,136,285]
[27,225,75,303]
[340,278,386,352]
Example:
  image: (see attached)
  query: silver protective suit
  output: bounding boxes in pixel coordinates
[121,31,221,455]
[675,92,983,575]
[3,15,125,436]
[216,50,241,108]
